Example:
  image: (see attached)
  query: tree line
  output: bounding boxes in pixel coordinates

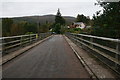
[70,1,120,39]
[92,1,120,38]
[2,18,51,37]
[2,9,66,37]
[2,9,65,37]
[2,1,119,39]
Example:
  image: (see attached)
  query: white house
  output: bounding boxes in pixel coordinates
[73,22,86,29]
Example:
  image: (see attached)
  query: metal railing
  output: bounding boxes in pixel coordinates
[0,32,51,56]
[66,33,120,75]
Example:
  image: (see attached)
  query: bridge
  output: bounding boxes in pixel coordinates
[0,33,120,79]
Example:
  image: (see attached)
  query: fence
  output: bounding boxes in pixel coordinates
[0,32,51,56]
[66,33,120,75]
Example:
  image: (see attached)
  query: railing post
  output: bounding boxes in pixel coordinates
[71,34,73,40]
[75,34,78,43]
[69,34,71,40]
[90,36,93,48]
[41,33,43,40]
[80,35,83,47]
[36,34,38,41]
[44,33,46,38]
[20,36,23,47]
[44,33,45,38]
[71,34,74,42]
[30,34,33,43]
[81,35,83,40]
[39,34,41,40]
[30,34,31,43]
[40,33,42,40]
[0,39,2,58]
[115,41,119,69]
[2,38,5,55]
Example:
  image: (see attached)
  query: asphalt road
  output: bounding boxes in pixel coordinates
[3,35,91,78]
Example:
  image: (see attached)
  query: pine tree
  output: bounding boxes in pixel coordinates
[55,8,65,25]
[53,8,66,34]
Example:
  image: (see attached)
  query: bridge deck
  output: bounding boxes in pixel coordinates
[3,35,91,78]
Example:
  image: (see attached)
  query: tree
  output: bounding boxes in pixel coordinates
[2,18,39,36]
[53,8,66,34]
[55,8,65,25]
[53,23,61,34]
[24,22,37,34]
[92,1,120,38]
[39,24,49,33]
[76,14,90,25]
[2,18,13,36]
[10,24,20,36]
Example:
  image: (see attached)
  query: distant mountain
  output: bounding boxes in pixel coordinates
[9,15,76,25]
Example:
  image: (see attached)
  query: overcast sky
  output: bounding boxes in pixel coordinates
[0,0,103,18]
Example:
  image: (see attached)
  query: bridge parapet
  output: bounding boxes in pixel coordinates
[0,32,51,56]
[66,33,120,76]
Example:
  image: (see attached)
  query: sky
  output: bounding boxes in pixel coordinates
[0,0,104,18]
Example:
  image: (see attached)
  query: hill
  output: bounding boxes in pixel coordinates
[10,15,76,25]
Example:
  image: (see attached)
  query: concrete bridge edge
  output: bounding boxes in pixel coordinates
[1,35,53,65]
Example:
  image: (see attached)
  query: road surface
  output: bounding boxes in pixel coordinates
[3,35,91,78]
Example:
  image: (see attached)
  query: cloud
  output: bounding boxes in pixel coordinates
[1,0,97,2]
[1,2,103,18]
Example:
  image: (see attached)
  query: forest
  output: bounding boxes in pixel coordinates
[2,1,120,39]
[68,1,120,39]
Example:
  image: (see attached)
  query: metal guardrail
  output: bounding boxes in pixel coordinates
[0,32,51,55]
[66,33,120,75]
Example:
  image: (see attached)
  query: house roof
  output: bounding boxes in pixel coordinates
[73,22,83,25]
